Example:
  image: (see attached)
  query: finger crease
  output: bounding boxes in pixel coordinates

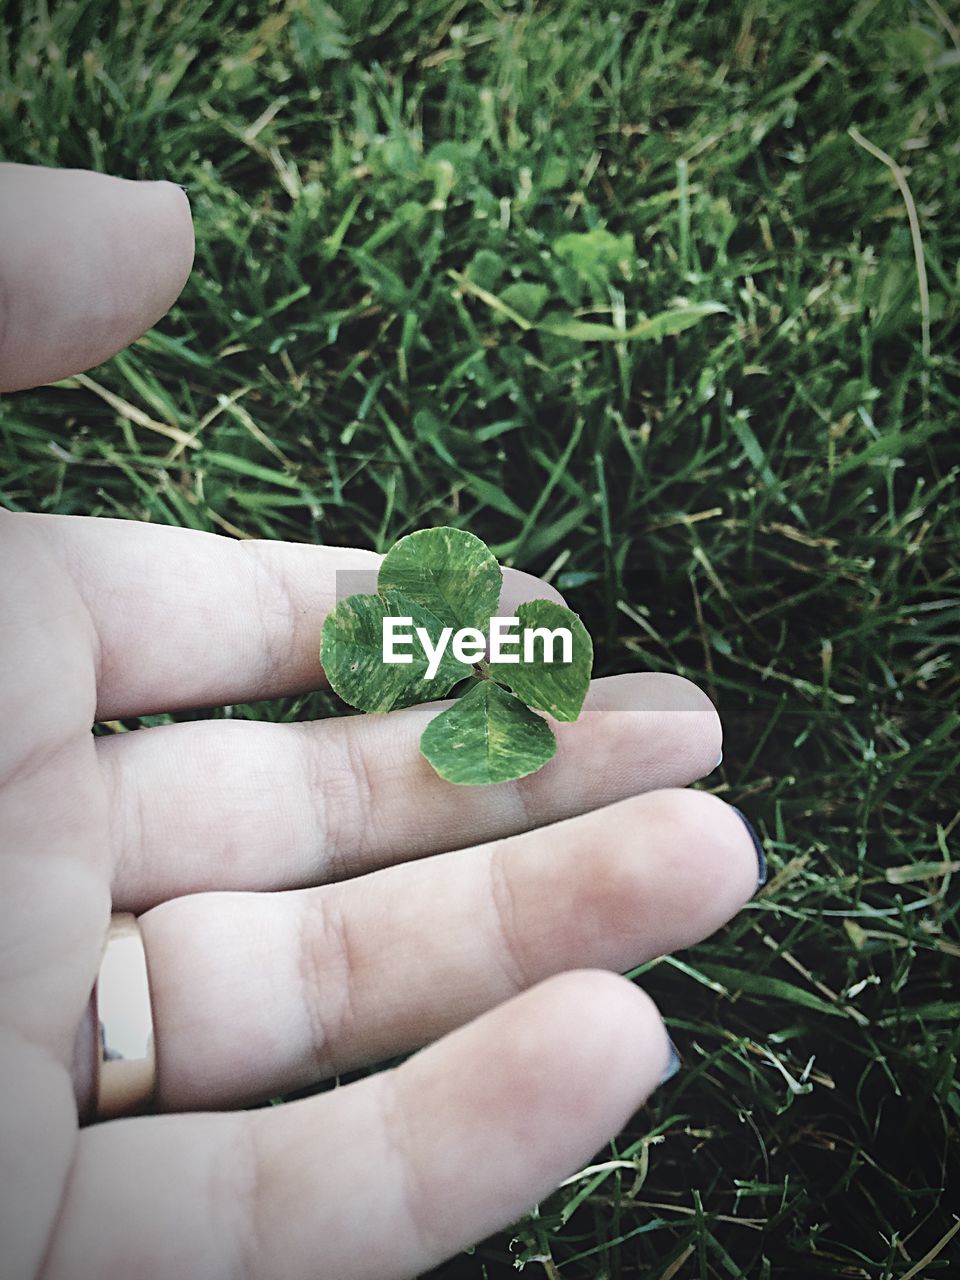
[101,742,145,890]
[295,723,338,882]
[488,841,531,996]
[219,1117,270,1280]
[337,725,377,868]
[510,771,537,831]
[241,545,302,694]
[377,1071,446,1261]
[297,892,357,1080]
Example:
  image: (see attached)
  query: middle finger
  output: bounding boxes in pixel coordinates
[101,672,722,910]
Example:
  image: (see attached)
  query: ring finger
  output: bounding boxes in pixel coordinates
[83,787,763,1111]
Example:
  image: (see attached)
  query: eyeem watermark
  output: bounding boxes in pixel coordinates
[383,616,573,679]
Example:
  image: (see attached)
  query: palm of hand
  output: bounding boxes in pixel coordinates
[0,166,758,1280]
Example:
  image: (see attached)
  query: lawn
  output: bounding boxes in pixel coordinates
[2,0,959,1275]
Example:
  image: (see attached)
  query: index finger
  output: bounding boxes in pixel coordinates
[22,514,564,718]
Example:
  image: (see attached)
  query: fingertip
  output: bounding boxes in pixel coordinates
[149,178,195,281]
[647,788,764,909]
[383,969,672,1262]
[708,794,768,899]
[573,672,722,791]
[536,968,673,1098]
[629,674,723,777]
[467,969,673,1152]
[687,681,723,779]
[124,176,195,331]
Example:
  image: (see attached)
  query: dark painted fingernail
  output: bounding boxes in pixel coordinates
[658,1037,681,1086]
[731,806,767,891]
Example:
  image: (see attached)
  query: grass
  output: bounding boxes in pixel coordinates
[2,0,959,1274]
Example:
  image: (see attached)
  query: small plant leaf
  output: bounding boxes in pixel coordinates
[498,280,550,321]
[420,680,557,785]
[488,598,593,721]
[378,526,502,632]
[553,227,636,287]
[321,589,469,713]
[538,302,728,342]
[451,271,728,343]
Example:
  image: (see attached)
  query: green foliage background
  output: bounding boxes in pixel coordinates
[2,0,959,1275]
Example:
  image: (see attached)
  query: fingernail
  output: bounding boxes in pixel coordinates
[658,1037,681,1086]
[713,749,723,770]
[730,805,767,891]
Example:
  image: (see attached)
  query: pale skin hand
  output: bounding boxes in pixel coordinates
[0,165,761,1280]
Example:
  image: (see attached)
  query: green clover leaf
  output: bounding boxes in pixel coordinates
[321,589,470,713]
[487,598,593,721]
[377,526,502,632]
[419,681,557,784]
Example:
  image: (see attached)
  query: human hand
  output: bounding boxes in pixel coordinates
[0,165,764,1279]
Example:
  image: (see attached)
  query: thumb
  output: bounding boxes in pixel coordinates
[0,164,194,392]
